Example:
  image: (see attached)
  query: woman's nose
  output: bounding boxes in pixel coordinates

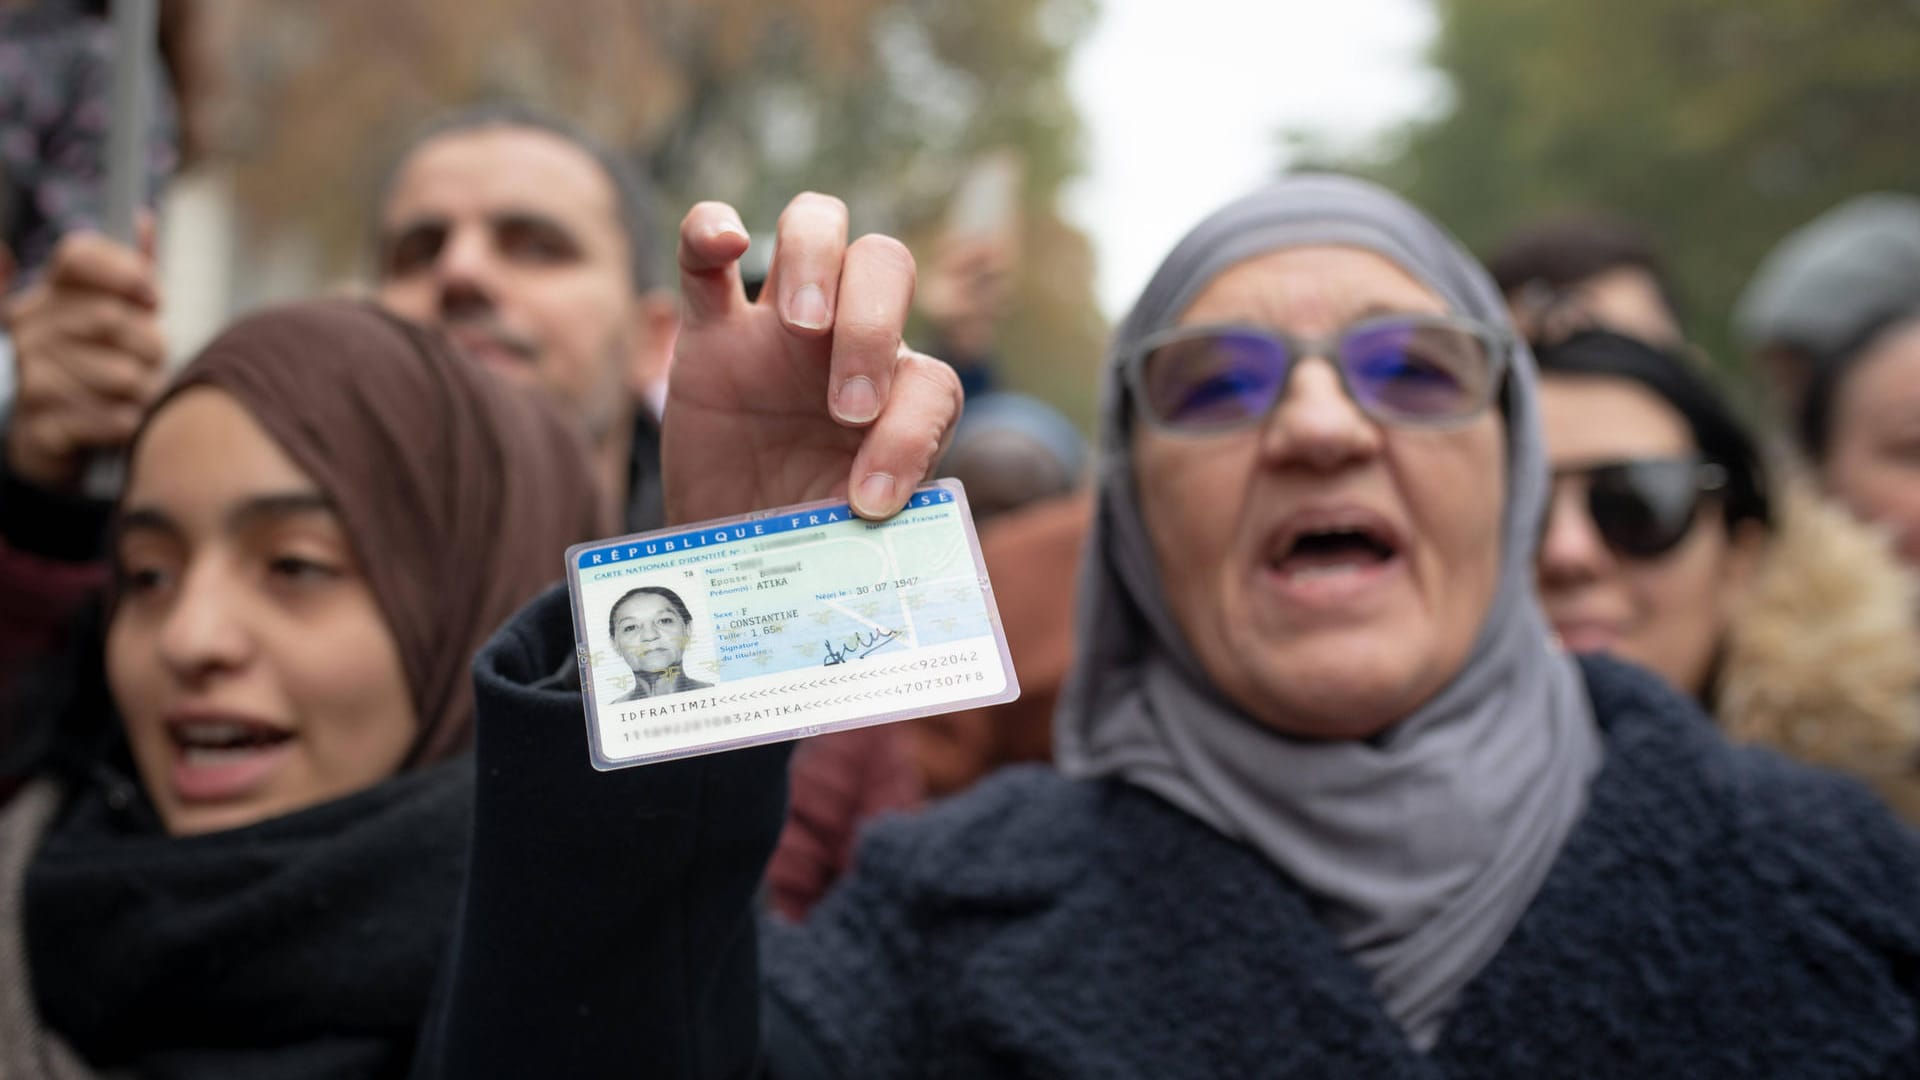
[1537,490,1614,586]
[156,564,255,681]
[1259,355,1382,470]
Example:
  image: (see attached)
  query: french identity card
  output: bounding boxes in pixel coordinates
[564,479,1020,769]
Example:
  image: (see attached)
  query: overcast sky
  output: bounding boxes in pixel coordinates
[1062,0,1445,319]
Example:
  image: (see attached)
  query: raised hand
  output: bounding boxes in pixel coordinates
[917,232,1014,360]
[3,228,167,493]
[663,193,964,527]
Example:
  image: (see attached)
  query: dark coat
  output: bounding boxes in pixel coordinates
[421,585,1920,1078]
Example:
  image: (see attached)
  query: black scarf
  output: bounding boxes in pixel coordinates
[22,758,472,1079]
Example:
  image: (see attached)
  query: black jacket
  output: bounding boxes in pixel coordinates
[421,584,1920,1078]
[625,409,665,534]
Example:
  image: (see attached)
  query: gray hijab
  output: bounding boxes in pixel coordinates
[1054,175,1603,1050]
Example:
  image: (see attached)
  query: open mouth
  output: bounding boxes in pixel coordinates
[163,715,298,806]
[169,719,294,762]
[1267,518,1401,582]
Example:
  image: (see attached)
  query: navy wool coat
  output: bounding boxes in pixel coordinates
[419,585,1920,1079]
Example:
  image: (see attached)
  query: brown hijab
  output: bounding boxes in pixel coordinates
[127,299,613,764]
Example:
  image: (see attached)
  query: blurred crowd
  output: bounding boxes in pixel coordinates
[2,1,1920,1076]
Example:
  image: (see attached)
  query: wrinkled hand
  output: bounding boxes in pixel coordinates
[3,229,166,493]
[664,194,963,527]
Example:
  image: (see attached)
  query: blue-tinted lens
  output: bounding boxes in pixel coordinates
[1341,321,1489,422]
[1140,330,1289,431]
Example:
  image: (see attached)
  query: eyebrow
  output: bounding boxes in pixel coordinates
[379,215,446,246]
[384,208,578,236]
[492,209,573,232]
[1200,302,1441,331]
[119,491,336,541]
[1352,302,1438,321]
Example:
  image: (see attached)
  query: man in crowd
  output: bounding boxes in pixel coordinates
[1487,211,1687,350]
[372,105,680,532]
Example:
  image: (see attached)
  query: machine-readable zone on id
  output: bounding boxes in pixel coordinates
[565,479,1020,769]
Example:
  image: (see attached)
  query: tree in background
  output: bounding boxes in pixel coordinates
[210,0,1106,426]
[1341,0,1920,366]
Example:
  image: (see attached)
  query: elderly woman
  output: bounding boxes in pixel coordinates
[0,301,609,1076]
[422,182,1920,1077]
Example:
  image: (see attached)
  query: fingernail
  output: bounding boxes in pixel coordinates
[788,283,830,330]
[707,213,747,242]
[834,376,879,423]
[854,472,895,517]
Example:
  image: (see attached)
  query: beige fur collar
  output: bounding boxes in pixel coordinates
[1717,484,1920,817]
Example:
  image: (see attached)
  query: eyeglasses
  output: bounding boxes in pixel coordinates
[1551,457,1728,560]
[1127,314,1510,434]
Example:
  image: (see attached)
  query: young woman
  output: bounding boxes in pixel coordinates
[1798,312,1920,570]
[0,299,608,1077]
[1535,328,1920,816]
[423,182,1920,1077]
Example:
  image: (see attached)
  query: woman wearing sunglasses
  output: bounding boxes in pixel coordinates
[1536,328,1920,818]
[422,180,1920,1078]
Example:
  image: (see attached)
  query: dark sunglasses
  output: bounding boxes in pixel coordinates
[1552,457,1728,560]
[1127,314,1510,434]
